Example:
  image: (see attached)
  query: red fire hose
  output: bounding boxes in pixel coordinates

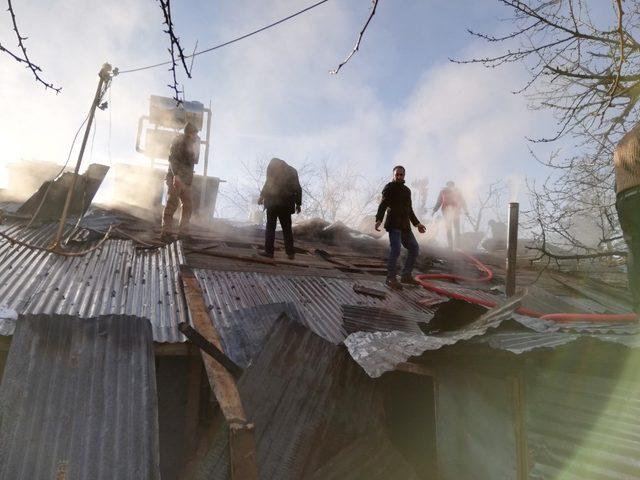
[415,250,638,323]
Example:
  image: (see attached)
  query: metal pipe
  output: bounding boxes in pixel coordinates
[506,202,519,297]
[52,63,112,250]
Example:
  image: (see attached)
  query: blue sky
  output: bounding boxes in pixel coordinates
[0,0,571,219]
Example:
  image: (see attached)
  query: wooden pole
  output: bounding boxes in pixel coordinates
[51,63,112,250]
[506,202,519,297]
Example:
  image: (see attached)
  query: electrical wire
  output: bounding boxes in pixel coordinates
[118,0,330,74]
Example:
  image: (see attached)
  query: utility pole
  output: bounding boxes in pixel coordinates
[51,63,114,251]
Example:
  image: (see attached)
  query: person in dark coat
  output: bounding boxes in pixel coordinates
[375,165,427,289]
[258,158,302,259]
[614,124,640,315]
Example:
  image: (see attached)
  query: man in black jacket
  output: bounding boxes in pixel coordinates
[375,165,427,289]
[258,158,302,260]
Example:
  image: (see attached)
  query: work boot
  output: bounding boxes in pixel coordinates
[258,251,274,259]
[385,277,403,290]
[287,253,296,260]
[400,275,421,286]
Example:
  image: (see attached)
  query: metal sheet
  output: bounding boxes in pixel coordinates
[306,429,420,480]
[190,315,385,480]
[195,269,437,345]
[212,302,303,368]
[0,314,160,480]
[0,237,187,342]
[345,296,523,377]
[436,367,518,480]
[527,368,640,480]
[342,304,432,335]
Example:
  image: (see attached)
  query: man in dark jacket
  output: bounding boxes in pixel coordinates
[161,122,200,239]
[375,165,427,289]
[258,158,302,260]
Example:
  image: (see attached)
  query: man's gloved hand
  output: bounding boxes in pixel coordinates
[375,220,382,232]
[296,205,301,214]
[417,223,427,234]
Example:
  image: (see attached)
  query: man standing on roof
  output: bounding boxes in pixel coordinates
[375,166,427,290]
[433,180,469,250]
[258,158,302,260]
[161,122,200,240]
[614,124,640,315]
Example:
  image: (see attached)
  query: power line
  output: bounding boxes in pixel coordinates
[119,0,330,75]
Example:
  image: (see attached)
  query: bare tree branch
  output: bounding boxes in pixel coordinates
[330,0,379,75]
[4,0,60,92]
[156,0,192,103]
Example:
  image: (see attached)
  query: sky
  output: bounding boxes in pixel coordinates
[0,0,567,223]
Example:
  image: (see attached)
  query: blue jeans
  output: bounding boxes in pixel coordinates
[387,229,419,279]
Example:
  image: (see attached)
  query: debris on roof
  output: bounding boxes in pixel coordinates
[0,314,160,480]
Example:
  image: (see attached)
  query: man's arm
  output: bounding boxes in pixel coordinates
[374,184,391,231]
[408,193,427,233]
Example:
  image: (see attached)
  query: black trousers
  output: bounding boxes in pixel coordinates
[265,207,294,255]
[617,188,640,313]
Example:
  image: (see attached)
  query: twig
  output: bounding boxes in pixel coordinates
[330,0,379,75]
[5,0,60,92]
[156,0,191,103]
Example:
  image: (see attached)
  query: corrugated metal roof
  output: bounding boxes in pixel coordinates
[0,237,187,342]
[527,368,640,480]
[344,297,523,377]
[195,269,440,345]
[188,315,385,480]
[0,314,160,480]
[212,302,303,368]
[342,304,431,335]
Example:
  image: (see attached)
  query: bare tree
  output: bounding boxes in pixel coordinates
[1,0,60,92]
[459,0,640,262]
[410,177,429,220]
[468,180,508,233]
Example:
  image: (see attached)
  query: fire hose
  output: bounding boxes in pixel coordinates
[414,250,638,323]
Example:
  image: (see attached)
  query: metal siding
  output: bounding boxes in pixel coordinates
[526,368,640,480]
[195,269,438,345]
[0,314,160,480]
[0,237,187,342]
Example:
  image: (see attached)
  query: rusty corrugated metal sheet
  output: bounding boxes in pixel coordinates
[0,237,187,342]
[195,269,439,344]
[527,368,640,479]
[0,314,160,480]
